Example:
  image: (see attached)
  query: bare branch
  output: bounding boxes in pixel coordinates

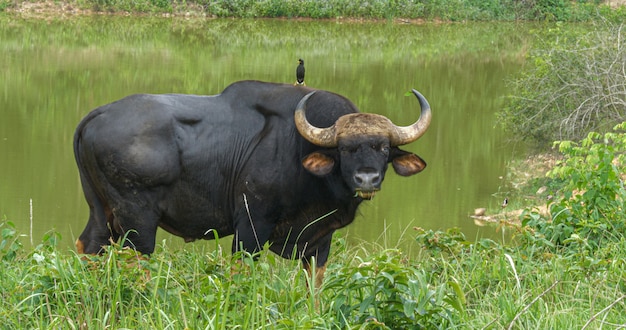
[506,280,560,330]
[581,294,626,330]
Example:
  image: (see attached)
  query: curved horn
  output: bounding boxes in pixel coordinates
[389,89,432,146]
[294,91,338,147]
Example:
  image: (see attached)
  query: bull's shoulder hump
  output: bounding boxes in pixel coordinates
[164,94,225,125]
[112,93,215,107]
[125,93,221,122]
[82,94,216,133]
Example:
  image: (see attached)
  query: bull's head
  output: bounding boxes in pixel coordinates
[294,90,431,199]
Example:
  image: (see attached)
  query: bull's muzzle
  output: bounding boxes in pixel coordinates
[353,169,381,199]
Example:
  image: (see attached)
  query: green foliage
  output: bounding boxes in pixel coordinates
[414,227,471,256]
[201,0,427,19]
[323,248,462,329]
[415,226,626,328]
[500,19,626,147]
[0,220,22,261]
[535,0,570,21]
[518,123,626,273]
[549,126,626,243]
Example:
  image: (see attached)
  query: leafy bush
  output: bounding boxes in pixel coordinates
[518,123,626,272]
[500,19,626,147]
[323,248,463,329]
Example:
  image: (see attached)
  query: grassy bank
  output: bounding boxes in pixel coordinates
[3,0,626,21]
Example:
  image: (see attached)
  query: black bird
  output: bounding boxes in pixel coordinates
[295,58,305,86]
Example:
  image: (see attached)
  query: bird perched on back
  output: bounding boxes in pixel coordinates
[295,58,305,86]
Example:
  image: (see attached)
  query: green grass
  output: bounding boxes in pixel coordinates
[413,226,626,328]
[0,224,461,329]
[1,216,625,328]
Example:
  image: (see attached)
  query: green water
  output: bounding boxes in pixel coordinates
[0,16,531,251]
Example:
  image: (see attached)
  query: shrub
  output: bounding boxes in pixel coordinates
[518,123,626,272]
[500,19,626,147]
[323,248,463,329]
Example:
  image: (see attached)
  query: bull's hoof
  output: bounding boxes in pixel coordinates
[75,239,85,254]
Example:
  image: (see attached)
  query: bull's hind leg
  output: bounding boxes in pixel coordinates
[76,209,118,254]
[76,175,159,255]
[108,196,161,255]
[117,212,159,255]
[76,181,119,254]
[77,163,162,255]
[78,201,159,255]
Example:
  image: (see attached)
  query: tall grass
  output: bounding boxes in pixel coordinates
[1,214,625,328]
[0,221,461,329]
[414,226,626,328]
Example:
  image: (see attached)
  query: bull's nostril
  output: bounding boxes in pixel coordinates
[371,173,380,185]
[355,175,363,185]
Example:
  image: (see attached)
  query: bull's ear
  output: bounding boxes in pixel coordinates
[392,153,426,176]
[302,152,335,176]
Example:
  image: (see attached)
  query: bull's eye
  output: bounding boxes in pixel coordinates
[381,146,390,156]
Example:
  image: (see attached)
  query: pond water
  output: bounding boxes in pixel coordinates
[0,16,532,252]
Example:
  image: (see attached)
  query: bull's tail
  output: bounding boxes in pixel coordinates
[73,107,106,199]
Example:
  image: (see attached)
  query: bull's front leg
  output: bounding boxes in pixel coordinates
[229,197,277,280]
[301,232,332,288]
[231,194,276,256]
[302,259,327,289]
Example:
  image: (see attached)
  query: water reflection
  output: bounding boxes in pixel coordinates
[0,17,530,251]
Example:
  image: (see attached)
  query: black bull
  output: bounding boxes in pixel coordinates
[74,80,432,283]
